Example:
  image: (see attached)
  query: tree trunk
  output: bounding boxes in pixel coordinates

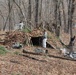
[28,0,31,21]
[69,0,75,55]
[28,0,31,28]
[35,0,39,28]
[8,0,11,31]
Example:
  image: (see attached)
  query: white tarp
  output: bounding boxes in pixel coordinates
[42,38,47,48]
[42,30,47,48]
[14,22,24,30]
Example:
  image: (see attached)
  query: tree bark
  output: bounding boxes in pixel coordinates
[35,0,39,28]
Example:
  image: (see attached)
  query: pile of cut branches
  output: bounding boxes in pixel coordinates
[4,31,30,46]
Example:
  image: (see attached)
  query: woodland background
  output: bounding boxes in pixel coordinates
[0,0,76,35]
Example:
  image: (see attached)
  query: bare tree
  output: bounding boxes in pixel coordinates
[3,0,13,31]
[35,0,39,28]
[0,0,75,33]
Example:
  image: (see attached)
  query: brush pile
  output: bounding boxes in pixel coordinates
[4,31,30,46]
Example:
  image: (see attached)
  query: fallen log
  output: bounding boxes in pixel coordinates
[23,49,76,61]
[23,49,43,55]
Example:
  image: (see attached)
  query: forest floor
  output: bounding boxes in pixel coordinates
[0,46,76,75]
[0,28,76,75]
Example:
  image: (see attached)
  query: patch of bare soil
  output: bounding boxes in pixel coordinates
[0,46,76,75]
